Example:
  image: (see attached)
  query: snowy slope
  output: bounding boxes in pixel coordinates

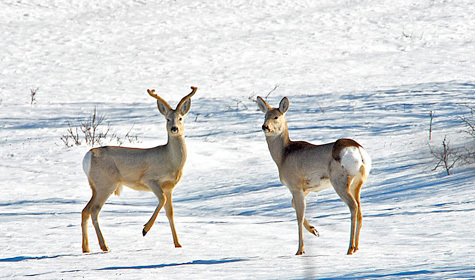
[1,0,474,279]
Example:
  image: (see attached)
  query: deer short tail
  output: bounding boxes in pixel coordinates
[358,146,372,178]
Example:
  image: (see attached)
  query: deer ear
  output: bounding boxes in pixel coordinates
[178,99,191,115]
[176,86,197,116]
[148,89,172,116]
[156,99,172,116]
[279,97,289,114]
[257,96,270,113]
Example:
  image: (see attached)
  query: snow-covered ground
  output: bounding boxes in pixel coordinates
[1,0,474,279]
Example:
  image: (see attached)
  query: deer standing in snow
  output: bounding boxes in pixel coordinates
[81,87,197,253]
[257,96,371,255]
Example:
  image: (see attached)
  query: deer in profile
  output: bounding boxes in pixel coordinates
[257,96,371,255]
[81,87,197,253]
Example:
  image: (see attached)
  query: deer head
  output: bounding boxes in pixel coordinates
[147,87,197,137]
[257,96,289,136]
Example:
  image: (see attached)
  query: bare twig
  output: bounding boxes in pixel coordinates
[429,110,434,141]
[459,105,475,138]
[30,87,39,105]
[265,84,279,100]
[226,99,249,111]
[429,136,464,175]
[248,85,279,104]
[318,103,325,114]
[61,108,140,147]
[60,121,81,147]
[80,107,107,147]
[124,124,141,144]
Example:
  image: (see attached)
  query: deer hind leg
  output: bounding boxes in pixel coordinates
[332,175,358,255]
[82,195,92,253]
[351,167,367,253]
[350,178,364,253]
[82,181,116,253]
[164,191,182,248]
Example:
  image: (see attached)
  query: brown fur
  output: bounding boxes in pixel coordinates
[332,138,362,162]
[257,96,371,255]
[81,87,196,253]
[284,141,315,158]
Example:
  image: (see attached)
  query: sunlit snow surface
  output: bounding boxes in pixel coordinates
[1,1,474,279]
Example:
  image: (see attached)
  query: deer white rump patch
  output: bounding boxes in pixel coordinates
[82,150,92,177]
[339,146,364,176]
[358,146,372,177]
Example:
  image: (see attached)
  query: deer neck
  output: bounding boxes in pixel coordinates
[165,134,187,167]
[265,126,290,166]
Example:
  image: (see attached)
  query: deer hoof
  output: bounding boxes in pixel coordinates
[296,249,305,255]
[347,247,356,255]
[310,226,319,237]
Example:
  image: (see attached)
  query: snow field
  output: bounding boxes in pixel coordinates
[1,0,475,279]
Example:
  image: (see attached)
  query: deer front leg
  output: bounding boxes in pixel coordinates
[292,196,319,237]
[143,182,167,236]
[292,190,306,255]
[91,210,110,252]
[164,191,182,248]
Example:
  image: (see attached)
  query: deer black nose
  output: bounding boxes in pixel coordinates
[262,124,269,131]
[171,126,178,133]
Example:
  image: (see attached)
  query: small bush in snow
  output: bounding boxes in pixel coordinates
[459,105,475,162]
[80,107,109,147]
[429,136,464,176]
[428,105,475,175]
[61,107,140,147]
[459,105,475,139]
[30,87,39,105]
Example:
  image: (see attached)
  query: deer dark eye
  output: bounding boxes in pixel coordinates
[179,117,183,121]
[274,116,278,119]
